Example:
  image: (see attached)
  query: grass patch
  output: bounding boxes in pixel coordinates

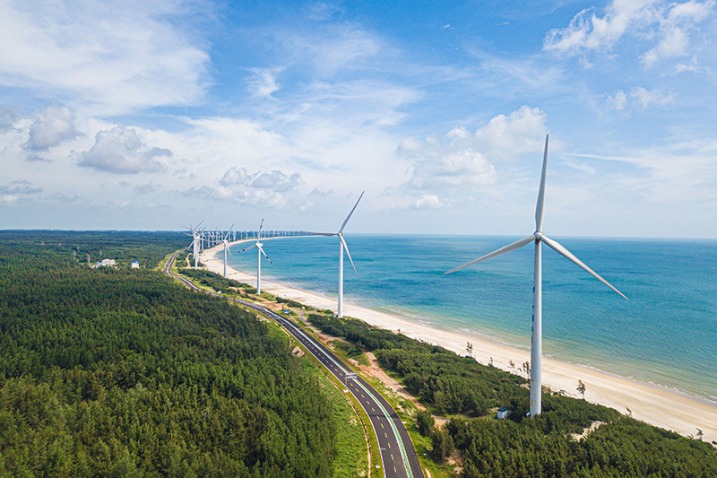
[301,360,369,478]
[333,340,371,366]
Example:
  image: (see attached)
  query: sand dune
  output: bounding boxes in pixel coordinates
[200,246,717,444]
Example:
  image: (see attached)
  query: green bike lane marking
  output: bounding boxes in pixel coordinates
[278,315,414,478]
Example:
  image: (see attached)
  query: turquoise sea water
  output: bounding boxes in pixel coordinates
[223,235,717,402]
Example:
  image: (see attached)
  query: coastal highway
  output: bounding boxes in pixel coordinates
[164,254,424,478]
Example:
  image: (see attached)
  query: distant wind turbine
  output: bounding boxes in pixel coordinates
[237,219,272,294]
[445,135,627,417]
[185,221,204,269]
[222,223,235,278]
[314,191,365,318]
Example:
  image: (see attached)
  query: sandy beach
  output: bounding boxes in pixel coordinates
[200,245,717,444]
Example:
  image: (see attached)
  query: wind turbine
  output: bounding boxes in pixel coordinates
[315,191,365,318]
[237,219,272,294]
[222,223,235,278]
[185,222,203,269]
[445,135,627,417]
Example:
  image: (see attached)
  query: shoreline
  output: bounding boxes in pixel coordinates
[200,245,717,444]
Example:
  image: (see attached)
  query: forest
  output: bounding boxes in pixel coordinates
[0,231,338,477]
[308,313,717,477]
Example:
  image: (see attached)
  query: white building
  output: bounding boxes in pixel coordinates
[93,259,117,268]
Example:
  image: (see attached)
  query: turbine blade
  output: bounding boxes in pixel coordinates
[223,223,235,241]
[238,244,257,254]
[258,219,264,238]
[223,241,233,256]
[258,245,272,264]
[541,235,628,300]
[339,191,365,233]
[339,235,357,274]
[445,235,534,275]
[535,134,549,232]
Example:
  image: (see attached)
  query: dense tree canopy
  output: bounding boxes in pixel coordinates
[0,232,337,477]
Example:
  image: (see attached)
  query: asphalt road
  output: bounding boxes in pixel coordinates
[164,254,424,478]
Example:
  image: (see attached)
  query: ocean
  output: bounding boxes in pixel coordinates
[223,235,717,403]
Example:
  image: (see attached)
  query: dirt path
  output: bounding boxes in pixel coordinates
[359,351,427,411]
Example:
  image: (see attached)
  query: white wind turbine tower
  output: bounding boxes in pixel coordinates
[222,223,235,278]
[185,222,203,269]
[446,135,627,417]
[237,219,272,294]
[315,191,364,318]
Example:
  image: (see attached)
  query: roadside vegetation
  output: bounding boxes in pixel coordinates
[308,313,717,477]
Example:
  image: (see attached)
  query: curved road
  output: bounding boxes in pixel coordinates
[164,254,424,478]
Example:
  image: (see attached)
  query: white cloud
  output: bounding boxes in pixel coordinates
[220,166,300,192]
[0,180,42,204]
[219,167,251,187]
[0,0,209,115]
[570,139,717,206]
[203,166,303,207]
[608,87,673,110]
[474,106,548,159]
[434,150,496,187]
[294,79,420,128]
[182,184,291,208]
[0,180,42,195]
[251,170,300,191]
[284,23,383,77]
[402,144,496,192]
[0,107,18,130]
[544,1,657,54]
[392,106,548,210]
[611,90,629,110]
[544,0,713,68]
[306,2,343,22]
[24,106,79,150]
[631,87,674,107]
[77,126,170,174]
[642,0,714,66]
[26,153,51,163]
[413,194,443,209]
[248,68,282,97]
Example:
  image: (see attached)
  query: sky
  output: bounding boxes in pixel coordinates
[1,0,716,238]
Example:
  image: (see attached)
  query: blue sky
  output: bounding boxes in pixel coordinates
[1,0,716,238]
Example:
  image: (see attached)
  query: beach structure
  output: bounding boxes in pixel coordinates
[221,223,235,278]
[446,135,627,417]
[237,219,272,294]
[314,191,364,318]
